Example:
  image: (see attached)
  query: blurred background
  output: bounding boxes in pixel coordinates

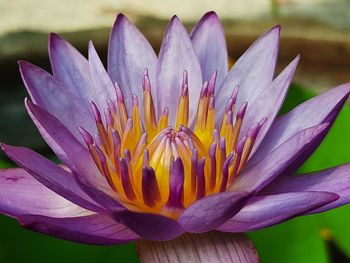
[0,0,350,262]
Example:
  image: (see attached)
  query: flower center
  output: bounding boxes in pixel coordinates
[79,69,265,219]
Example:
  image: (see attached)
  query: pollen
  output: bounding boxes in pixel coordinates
[79,69,265,219]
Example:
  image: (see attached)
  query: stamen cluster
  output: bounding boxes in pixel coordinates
[80,69,265,219]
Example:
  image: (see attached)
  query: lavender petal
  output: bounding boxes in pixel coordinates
[232,123,329,193]
[218,191,338,232]
[0,168,93,217]
[1,146,102,213]
[216,26,280,123]
[178,191,251,233]
[157,16,202,125]
[251,83,350,166]
[19,61,95,141]
[108,14,157,113]
[262,163,350,213]
[191,11,228,86]
[19,214,139,245]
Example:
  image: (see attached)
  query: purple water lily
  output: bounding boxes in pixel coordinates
[1,11,350,262]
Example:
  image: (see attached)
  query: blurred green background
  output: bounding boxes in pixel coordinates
[1,0,350,262]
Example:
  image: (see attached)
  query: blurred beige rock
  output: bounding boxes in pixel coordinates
[0,0,269,35]
[1,0,350,35]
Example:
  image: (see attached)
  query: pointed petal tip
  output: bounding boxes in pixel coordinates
[201,11,219,19]
[170,14,180,21]
[114,13,130,27]
[0,143,6,152]
[48,32,63,45]
[199,11,221,25]
[273,24,281,30]
[271,24,281,33]
[263,24,281,40]
[168,15,182,28]
[116,13,126,20]
[205,11,219,17]
[18,60,29,75]
[290,54,301,68]
[17,60,26,67]
[18,60,41,74]
[48,32,58,39]
[87,41,98,58]
[48,32,68,58]
[280,54,300,76]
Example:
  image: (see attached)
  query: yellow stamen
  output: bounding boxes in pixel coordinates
[175,85,189,130]
[158,108,169,132]
[82,73,260,220]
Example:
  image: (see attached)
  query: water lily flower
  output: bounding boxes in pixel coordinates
[1,11,350,262]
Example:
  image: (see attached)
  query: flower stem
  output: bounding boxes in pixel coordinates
[137,231,259,263]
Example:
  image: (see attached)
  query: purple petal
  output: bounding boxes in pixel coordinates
[1,145,102,213]
[25,100,110,192]
[25,100,127,210]
[157,16,202,124]
[190,11,228,85]
[49,33,93,101]
[72,169,127,212]
[113,211,184,241]
[251,83,350,166]
[178,191,251,233]
[166,158,185,209]
[262,163,350,213]
[142,167,160,207]
[216,25,280,122]
[19,214,139,245]
[232,123,329,192]
[0,168,92,218]
[241,55,300,154]
[19,61,95,141]
[218,191,338,232]
[88,41,116,109]
[108,14,157,112]
[138,232,259,263]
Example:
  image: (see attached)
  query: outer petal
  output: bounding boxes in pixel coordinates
[87,41,116,108]
[262,163,350,213]
[0,168,91,218]
[113,211,184,241]
[251,83,350,166]
[218,191,338,232]
[108,14,157,112]
[49,33,93,101]
[49,33,114,112]
[25,100,110,192]
[157,16,203,124]
[216,26,280,122]
[1,145,102,213]
[19,61,95,141]
[19,214,139,245]
[137,232,259,263]
[25,100,129,212]
[190,11,228,85]
[178,191,251,233]
[241,55,299,154]
[232,123,329,193]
